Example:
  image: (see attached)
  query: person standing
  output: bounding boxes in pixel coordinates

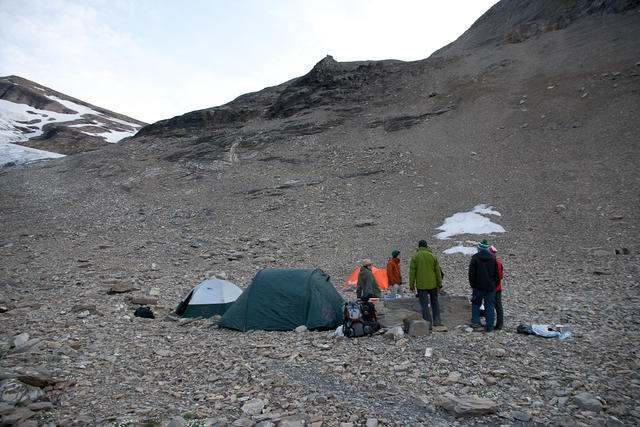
[489,245,504,330]
[386,250,402,296]
[409,240,443,328]
[468,238,501,332]
[356,259,381,299]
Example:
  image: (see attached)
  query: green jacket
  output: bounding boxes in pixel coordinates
[409,247,442,291]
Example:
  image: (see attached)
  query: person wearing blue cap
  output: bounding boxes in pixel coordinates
[468,238,501,332]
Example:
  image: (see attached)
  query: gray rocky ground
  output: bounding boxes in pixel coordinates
[1,1,639,426]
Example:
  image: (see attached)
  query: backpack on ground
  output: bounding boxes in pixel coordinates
[134,306,155,319]
[342,299,380,338]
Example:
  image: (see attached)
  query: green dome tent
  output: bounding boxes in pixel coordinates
[174,278,243,318]
[217,269,344,331]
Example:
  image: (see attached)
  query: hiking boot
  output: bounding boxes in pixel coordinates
[469,323,482,329]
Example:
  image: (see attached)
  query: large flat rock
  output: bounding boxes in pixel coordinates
[375,295,470,329]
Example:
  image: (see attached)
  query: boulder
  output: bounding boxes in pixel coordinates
[241,398,265,416]
[437,392,499,416]
[407,320,430,336]
[71,304,98,314]
[380,295,470,328]
[1,407,35,424]
[0,379,45,404]
[383,326,404,340]
[12,333,29,348]
[129,296,158,305]
[573,392,603,412]
[108,283,137,294]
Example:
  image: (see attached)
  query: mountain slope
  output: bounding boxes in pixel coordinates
[438,0,640,52]
[0,75,146,164]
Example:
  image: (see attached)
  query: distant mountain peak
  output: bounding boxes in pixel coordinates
[313,55,339,70]
[0,75,146,167]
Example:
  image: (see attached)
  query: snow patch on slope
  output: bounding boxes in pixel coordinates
[0,142,65,167]
[0,94,144,167]
[436,204,506,255]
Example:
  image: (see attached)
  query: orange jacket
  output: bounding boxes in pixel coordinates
[386,257,402,285]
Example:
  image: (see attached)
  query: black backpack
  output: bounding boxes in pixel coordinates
[342,300,380,338]
[134,306,155,319]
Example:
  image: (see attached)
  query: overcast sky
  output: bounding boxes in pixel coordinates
[0,0,499,124]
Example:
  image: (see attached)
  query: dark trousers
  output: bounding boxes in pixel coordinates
[417,289,441,327]
[494,290,503,329]
[471,289,496,332]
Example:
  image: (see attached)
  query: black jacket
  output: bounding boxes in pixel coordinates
[468,251,500,291]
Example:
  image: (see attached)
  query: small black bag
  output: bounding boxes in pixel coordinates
[134,306,155,319]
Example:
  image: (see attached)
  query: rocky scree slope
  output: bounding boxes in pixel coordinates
[0,0,639,425]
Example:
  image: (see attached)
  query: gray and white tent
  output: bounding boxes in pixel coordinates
[174,278,243,318]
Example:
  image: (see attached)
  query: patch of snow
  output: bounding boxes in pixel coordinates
[443,245,478,255]
[436,204,506,255]
[0,98,90,143]
[0,94,142,163]
[46,95,99,116]
[435,204,505,240]
[101,114,142,129]
[81,129,136,143]
[67,122,98,128]
[0,97,141,144]
[0,142,64,167]
[469,205,502,216]
[47,95,141,129]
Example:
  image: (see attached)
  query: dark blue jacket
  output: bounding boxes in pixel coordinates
[468,251,500,291]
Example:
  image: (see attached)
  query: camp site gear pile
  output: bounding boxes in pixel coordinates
[342,299,380,338]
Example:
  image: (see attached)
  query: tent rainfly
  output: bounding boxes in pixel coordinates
[342,266,389,290]
[174,278,243,318]
[217,269,344,331]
